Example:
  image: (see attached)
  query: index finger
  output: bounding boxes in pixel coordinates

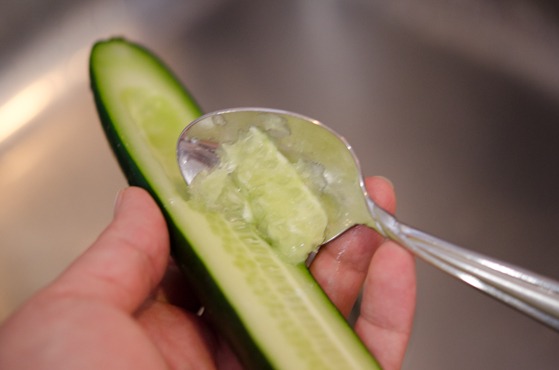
[309,176,396,317]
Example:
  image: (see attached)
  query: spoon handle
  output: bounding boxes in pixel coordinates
[366,198,559,331]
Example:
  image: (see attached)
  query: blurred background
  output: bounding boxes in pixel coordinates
[1,0,559,368]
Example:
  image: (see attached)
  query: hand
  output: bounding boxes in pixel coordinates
[0,177,415,370]
[311,176,416,370]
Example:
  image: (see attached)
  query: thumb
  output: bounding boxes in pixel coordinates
[46,187,170,312]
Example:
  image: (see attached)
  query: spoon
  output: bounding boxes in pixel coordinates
[177,107,559,331]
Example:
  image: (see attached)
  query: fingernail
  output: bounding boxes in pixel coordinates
[113,188,127,216]
[376,175,394,190]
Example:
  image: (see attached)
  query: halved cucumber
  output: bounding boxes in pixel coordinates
[90,38,380,370]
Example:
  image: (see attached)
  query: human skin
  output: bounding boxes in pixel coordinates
[0,176,415,370]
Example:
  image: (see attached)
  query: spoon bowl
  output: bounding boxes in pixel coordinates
[177,107,559,331]
[177,108,375,244]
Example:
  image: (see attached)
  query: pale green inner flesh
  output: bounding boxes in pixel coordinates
[94,40,379,369]
[189,126,328,265]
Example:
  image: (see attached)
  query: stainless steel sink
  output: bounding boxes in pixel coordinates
[1,0,559,368]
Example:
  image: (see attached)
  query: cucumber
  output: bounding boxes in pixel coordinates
[89,38,380,370]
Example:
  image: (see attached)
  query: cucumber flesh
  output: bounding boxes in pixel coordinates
[90,38,380,370]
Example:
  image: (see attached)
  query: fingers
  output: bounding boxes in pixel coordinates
[309,176,396,317]
[355,242,416,370]
[135,300,217,370]
[365,176,396,214]
[43,187,170,313]
[150,260,202,313]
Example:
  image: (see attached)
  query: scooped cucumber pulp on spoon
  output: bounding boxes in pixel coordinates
[189,126,328,264]
[90,38,380,369]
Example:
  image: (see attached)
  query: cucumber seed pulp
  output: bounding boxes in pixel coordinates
[189,126,328,265]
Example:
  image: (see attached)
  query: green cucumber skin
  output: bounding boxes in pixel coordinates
[90,39,273,369]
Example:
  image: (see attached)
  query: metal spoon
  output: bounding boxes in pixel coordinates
[177,107,559,331]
